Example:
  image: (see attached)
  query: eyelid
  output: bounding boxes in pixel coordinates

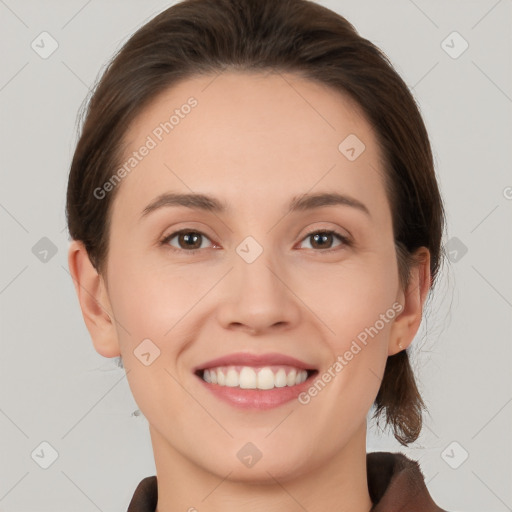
[297,228,352,251]
[160,224,353,254]
[299,223,353,243]
[160,229,217,252]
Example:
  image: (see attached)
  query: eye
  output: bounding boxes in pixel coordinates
[160,228,351,254]
[298,229,351,251]
[160,230,215,253]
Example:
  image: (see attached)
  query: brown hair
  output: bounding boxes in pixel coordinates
[66,0,446,445]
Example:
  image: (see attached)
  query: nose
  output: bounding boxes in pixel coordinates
[215,245,302,335]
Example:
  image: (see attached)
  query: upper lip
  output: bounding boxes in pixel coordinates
[194,352,316,372]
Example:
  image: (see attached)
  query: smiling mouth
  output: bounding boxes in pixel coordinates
[195,365,318,390]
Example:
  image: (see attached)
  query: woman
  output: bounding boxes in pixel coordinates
[66,0,449,510]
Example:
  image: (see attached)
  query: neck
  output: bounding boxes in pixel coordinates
[151,423,373,512]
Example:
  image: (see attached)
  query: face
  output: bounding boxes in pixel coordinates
[95,71,408,481]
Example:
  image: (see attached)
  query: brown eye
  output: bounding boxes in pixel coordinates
[299,230,350,251]
[160,228,350,255]
[162,230,213,252]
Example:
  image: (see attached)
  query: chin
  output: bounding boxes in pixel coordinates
[208,456,312,484]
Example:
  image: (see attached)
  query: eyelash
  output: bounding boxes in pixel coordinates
[159,228,352,255]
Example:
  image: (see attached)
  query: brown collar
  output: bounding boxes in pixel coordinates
[367,452,447,511]
[127,452,448,511]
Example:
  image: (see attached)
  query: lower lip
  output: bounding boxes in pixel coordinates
[196,373,315,410]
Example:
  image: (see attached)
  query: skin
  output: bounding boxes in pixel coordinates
[68,71,430,512]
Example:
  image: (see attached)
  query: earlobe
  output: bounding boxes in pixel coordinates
[388,247,431,356]
[67,240,121,358]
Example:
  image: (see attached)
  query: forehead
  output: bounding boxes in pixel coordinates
[111,71,388,222]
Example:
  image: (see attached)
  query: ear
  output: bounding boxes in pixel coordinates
[388,247,431,356]
[67,240,120,358]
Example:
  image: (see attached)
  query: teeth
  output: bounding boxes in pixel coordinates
[201,366,309,389]
[239,367,257,389]
[275,368,287,388]
[257,367,274,390]
[226,368,239,387]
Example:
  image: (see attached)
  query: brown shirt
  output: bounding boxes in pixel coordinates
[127,451,449,511]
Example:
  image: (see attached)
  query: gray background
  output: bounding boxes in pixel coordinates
[0,0,511,510]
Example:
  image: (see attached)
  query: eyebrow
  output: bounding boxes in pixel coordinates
[140,191,371,219]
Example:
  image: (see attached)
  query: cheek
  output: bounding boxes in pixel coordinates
[106,258,197,421]
[107,255,193,341]
[307,249,399,346]
[304,249,398,400]
[107,235,399,352]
